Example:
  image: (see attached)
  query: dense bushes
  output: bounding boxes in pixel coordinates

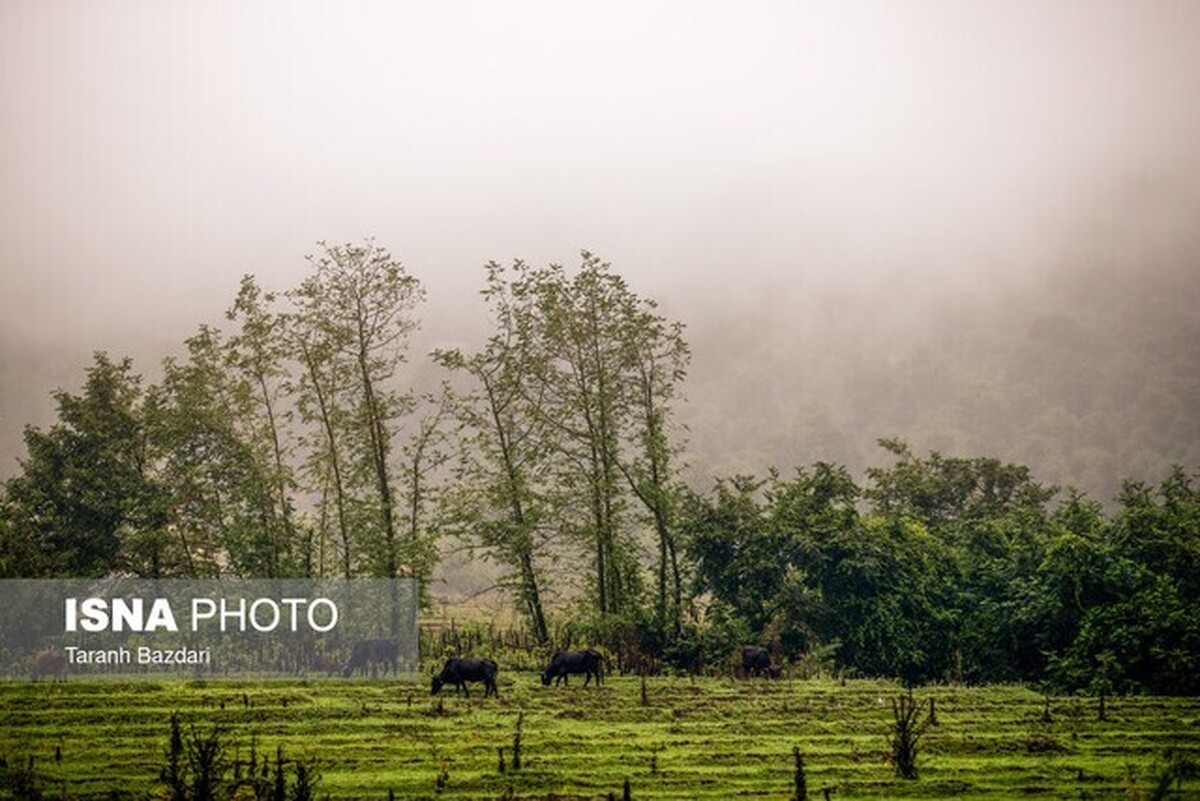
[679,448,1200,694]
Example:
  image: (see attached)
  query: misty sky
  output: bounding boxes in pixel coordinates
[2,1,1199,473]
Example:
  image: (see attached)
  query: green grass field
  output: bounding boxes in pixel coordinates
[2,674,1198,799]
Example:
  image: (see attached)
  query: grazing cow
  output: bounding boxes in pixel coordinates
[31,648,67,681]
[431,657,498,698]
[341,638,400,677]
[740,645,780,678]
[541,649,605,687]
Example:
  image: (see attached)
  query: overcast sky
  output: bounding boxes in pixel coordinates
[2,1,1199,363]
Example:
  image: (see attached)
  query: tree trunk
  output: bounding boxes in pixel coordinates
[298,339,352,578]
[358,347,397,577]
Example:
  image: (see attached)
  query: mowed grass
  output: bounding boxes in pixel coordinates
[2,674,1199,799]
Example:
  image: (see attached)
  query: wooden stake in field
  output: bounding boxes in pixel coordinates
[512,711,524,771]
[792,746,808,801]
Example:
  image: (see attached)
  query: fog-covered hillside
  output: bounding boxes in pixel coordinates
[684,238,1199,502]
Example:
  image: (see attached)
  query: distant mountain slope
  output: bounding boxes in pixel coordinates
[682,257,1200,502]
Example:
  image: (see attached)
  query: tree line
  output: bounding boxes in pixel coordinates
[0,242,1195,694]
[681,442,1199,694]
[0,246,689,641]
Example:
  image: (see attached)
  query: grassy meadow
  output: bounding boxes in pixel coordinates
[2,673,1199,799]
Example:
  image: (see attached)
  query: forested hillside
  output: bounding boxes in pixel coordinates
[685,254,1199,502]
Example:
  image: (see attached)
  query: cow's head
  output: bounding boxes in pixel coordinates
[431,674,445,695]
[540,671,552,687]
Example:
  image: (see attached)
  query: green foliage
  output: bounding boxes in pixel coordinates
[437,254,689,635]
[291,240,427,580]
[1042,469,1200,695]
[681,441,1200,693]
[1,242,1196,696]
[1,241,437,583]
[866,437,1056,531]
[528,254,649,616]
[433,260,561,643]
[222,275,303,578]
[682,461,957,683]
[814,516,956,684]
[1,353,157,577]
[147,326,284,577]
[682,474,777,631]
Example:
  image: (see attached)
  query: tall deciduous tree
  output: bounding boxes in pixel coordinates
[534,258,631,613]
[288,281,357,578]
[615,290,689,635]
[224,276,300,576]
[1,353,158,577]
[145,326,273,577]
[435,261,557,643]
[292,240,424,579]
[529,253,681,617]
[444,254,691,625]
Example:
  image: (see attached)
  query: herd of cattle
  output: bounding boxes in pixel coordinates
[423,646,779,698]
[27,641,779,688]
[427,648,607,698]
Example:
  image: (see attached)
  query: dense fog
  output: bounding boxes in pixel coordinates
[3,1,1198,501]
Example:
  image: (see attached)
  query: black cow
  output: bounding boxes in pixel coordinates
[541,649,605,687]
[740,645,780,678]
[431,657,499,698]
[341,638,400,677]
